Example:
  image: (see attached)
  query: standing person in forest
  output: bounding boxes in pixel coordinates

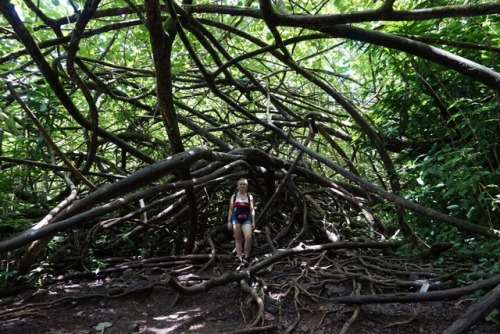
[227,178,255,265]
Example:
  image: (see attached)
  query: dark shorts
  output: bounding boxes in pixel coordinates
[231,214,251,225]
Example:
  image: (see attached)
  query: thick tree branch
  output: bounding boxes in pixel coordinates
[318,25,500,92]
[443,283,500,334]
[66,0,101,175]
[327,273,500,304]
[0,147,238,253]
[145,0,200,253]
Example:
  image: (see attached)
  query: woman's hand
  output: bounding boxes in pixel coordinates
[227,221,232,230]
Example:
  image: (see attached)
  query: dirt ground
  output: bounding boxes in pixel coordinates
[1,253,500,334]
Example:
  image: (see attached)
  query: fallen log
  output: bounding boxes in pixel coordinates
[443,283,500,334]
[327,273,500,304]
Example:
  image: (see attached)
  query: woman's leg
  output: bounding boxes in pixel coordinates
[233,223,244,260]
[241,223,253,258]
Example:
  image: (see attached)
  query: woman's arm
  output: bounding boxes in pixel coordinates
[227,195,234,227]
[249,194,256,229]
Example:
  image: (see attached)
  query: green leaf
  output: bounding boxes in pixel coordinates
[485,309,499,324]
[94,322,113,331]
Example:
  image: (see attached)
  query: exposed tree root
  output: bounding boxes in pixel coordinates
[0,282,164,319]
[443,283,500,334]
[240,277,264,327]
[197,236,217,275]
[339,281,362,334]
[326,273,500,304]
[383,316,416,328]
[1,244,498,332]
[220,325,276,334]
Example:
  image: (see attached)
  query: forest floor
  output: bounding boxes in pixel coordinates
[1,248,500,334]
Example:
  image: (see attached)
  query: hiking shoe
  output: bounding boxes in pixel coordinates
[241,257,249,266]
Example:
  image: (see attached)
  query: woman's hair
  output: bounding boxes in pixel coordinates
[237,178,248,185]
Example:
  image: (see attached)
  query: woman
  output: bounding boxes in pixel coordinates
[227,178,255,265]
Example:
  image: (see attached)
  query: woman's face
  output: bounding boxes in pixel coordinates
[238,180,248,190]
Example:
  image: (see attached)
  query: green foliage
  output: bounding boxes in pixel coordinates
[453,237,500,262]
[455,238,500,286]
[401,144,498,226]
[485,309,500,325]
[364,13,500,230]
[0,267,18,287]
